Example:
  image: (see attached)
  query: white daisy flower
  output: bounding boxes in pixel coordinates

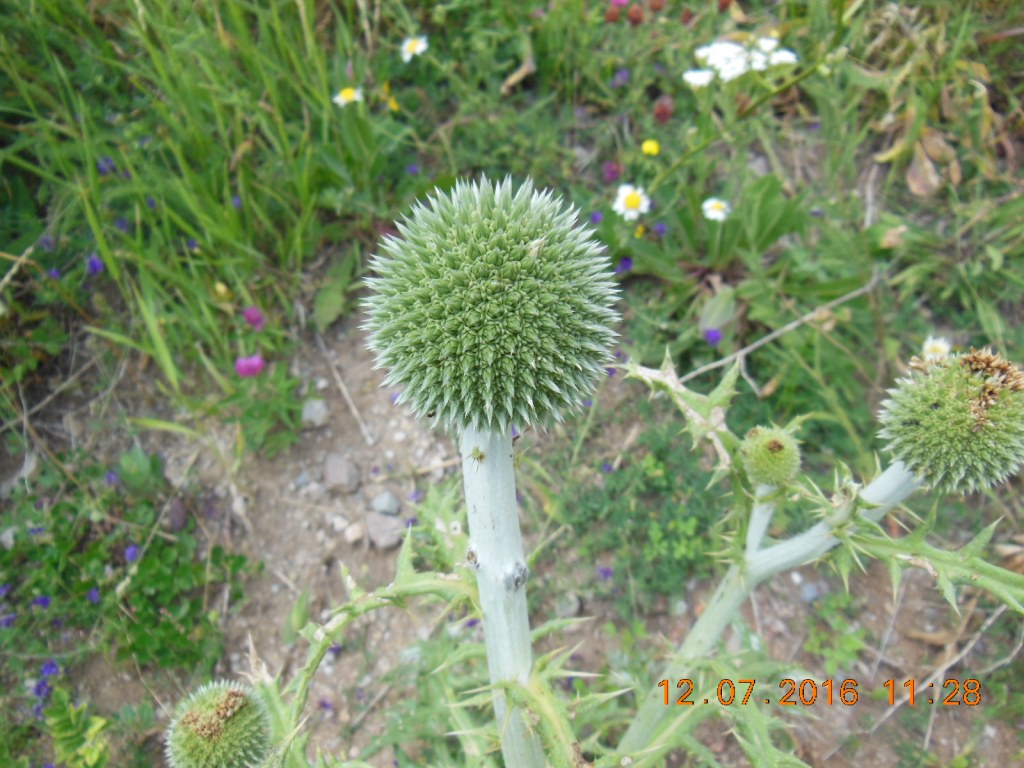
[756,36,780,53]
[332,86,363,108]
[400,35,428,63]
[702,197,731,222]
[922,336,951,361]
[683,69,715,88]
[612,184,651,221]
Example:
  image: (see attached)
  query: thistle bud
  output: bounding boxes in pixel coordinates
[362,177,620,433]
[740,426,801,486]
[877,348,1024,494]
[165,680,271,768]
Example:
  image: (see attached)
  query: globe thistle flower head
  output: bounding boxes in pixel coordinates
[878,348,1024,494]
[165,680,271,768]
[740,426,801,486]
[362,177,620,433]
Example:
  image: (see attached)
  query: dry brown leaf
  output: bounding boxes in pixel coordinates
[880,224,908,249]
[920,127,957,163]
[906,142,942,196]
[500,54,536,96]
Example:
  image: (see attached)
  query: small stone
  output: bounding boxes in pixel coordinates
[164,497,189,532]
[365,511,404,549]
[0,527,15,550]
[343,521,366,545]
[330,514,350,532]
[371,490,401,516]
[670,599,689,617]
[315,377,329,391]
[294,470,312,489]
[555,591,582,618]
[801,582,825,603]
[301,398,330,428]
[324,453,361,494]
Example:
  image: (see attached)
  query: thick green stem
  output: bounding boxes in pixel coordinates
[618,461,921,759]
[459,424,544,767]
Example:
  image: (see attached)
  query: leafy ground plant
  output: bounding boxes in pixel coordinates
[0,448,249,765]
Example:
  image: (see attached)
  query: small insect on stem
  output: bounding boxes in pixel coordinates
[470,447,486,462]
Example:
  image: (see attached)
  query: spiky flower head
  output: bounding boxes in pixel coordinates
[362,177,620,433]
[165,680,271,768]
[740,426,802,486]
[878,348,1024,494]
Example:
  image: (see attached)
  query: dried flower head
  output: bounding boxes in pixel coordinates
[165,681,271,768]
[878,348,1024,493]
[362,177,620,433]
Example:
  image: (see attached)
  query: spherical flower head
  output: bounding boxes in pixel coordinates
[332,86,363,108]
[234,355,266,378]
[740,426,801,486]
[702,197,731,221]
[362,177,620,434]
[401,35,428,63]
[165,680,271,768]
[877,348,1024,494]
[613,184,651,221]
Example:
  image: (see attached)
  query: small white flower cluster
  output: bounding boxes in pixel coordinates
[684,36,798,87]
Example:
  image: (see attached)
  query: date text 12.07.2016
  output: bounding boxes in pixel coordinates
[658,678,982,707]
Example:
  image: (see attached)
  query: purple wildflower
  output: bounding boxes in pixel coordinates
[602,161,622,183]
[583,399,593,408]
[611,68,630,88]
[41,660,59,677]
[115,217,131,233]
[406,163,420,175]
[124,544,140,563]
[187,237,199,251]
[38,234,55,251]
[589,211,604,224]
[601,462,614,473]
[702,328,723,346]
[408,488,425,503]
[235,354,267,378]
[105,470,119,486]
[96,156,117,176]
[653,221,668,236]
[605,366,616,377]
[242,306,266,331]
[466,618,480,628]
[146,196,157,210]
[0,583,9,598]
[318,698,333,711]
[232,194,242,210]
[390,391,401,405]
[86,253,104,276]
[404,516,419,528]
[31,596,51,609]
[597,565,614,581]
[87,587,101,605]
[615,257,633,274]
[1,613,16,627]
[33,678,52,699]
[48,268,61,279]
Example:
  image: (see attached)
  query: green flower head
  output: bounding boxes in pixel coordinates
[878,348,1024,494]
[165,680,271,768]
[740,426,801,486]
[362,177,620,433]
